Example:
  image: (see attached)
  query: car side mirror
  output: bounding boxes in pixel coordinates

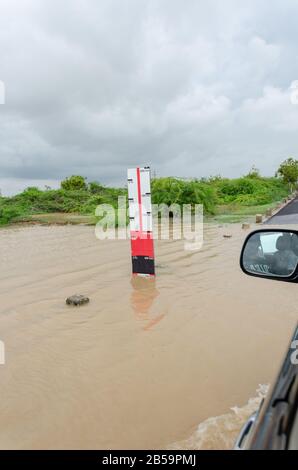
[240,229,298,281]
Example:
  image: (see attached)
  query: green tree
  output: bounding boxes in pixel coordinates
[61,175,88,191]
[247,165,261,179]
[276,158,298,190]
[89,181,104,194]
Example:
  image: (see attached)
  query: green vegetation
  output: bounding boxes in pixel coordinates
[0,167,292,227]
[209,174,289,206]
[151,177,217,214]
[151,171,289,221]
[276,157,298,190]
[0,180,126,226]
[60,175,88,191]
[204,169,290,223]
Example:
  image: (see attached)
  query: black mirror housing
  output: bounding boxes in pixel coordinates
[240,229,298,282]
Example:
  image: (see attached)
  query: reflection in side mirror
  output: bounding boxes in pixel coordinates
[241,230,298,279]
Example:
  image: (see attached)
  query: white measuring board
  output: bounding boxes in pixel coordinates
[127,167,155,276]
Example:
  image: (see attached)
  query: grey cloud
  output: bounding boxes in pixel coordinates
[1,0,298,195]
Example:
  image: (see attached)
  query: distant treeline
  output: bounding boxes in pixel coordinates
[0,171,291,225]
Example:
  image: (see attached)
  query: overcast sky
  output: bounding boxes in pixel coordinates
[1,0,298,195]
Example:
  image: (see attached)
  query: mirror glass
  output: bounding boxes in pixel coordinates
[242,231,298,277]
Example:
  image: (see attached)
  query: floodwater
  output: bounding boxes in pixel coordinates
[0,224,297,450]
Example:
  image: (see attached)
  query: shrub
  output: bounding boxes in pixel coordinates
[61,175,88,191]
[89,181,105,194]
[151,178,216,214]
[0,206,22,225]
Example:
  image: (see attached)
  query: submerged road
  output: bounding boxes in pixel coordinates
[266,197,298,225]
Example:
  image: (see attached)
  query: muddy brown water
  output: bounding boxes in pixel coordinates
[0,224,297,449]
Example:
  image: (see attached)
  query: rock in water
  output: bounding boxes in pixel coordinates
[66,295,90,306]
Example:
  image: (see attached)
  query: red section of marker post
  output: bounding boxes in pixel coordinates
[127,167,155,276]
[130,232,154,257]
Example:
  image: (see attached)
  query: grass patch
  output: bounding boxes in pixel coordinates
[13,213,97,226]
[207,201,282,224]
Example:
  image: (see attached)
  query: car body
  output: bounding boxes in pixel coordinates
[237,229,298,450]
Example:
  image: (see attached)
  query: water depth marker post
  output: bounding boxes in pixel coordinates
[127,167,155,277]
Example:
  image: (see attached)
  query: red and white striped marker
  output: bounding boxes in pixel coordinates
[127,167,155,276]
